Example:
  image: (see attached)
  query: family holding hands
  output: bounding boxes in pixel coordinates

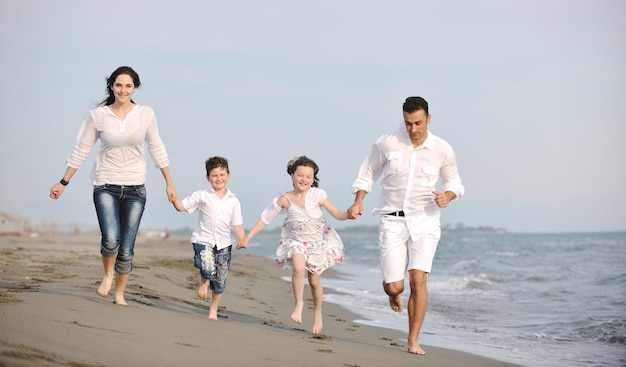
[49,66,464,355]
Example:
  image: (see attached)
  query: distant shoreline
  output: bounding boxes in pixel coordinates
[166,224,508,237]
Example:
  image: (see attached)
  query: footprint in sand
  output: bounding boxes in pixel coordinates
[310,335,332,341]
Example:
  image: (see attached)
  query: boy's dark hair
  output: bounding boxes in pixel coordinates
[205,156,229,175]
[402,96,429,115]
[287,155,320,188]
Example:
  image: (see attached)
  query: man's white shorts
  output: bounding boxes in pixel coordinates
[378,215,441,283]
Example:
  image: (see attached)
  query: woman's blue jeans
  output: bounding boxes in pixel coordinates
[93,184,146,274]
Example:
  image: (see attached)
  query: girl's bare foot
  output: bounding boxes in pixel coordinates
[389,294,403,312]
[312,310,323,334]
[97,274,114,298]
[408,343,426,355]
[291,302,304,324]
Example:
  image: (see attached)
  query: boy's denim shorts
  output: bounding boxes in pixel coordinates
[193,243,232,294]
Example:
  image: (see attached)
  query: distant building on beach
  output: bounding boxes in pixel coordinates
[0,213,30,236]
[0,213,98,236]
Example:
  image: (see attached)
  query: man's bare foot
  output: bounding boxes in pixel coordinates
[408,343,426,355]
[97,274,114,298]
[208,308,218,320]
[197,280,209,300]
[291,302,304,324]
[312,310,323,334]
[389,294,403,312]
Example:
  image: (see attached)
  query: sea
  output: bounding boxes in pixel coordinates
[242,229,626,367]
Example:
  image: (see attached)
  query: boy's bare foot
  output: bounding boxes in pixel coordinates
[389,295,403,312]
[312,310,323,334]
[97,274,114,298]
[113,296,128,306]
[197,288,208,300]
[208,309,218,320]
[197,280,209,300]
[408,343,426,355]
[291,302,304,324]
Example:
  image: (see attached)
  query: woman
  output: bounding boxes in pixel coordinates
[49,66,177,305]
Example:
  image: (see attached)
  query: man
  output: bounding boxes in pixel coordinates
[347,96,464,355]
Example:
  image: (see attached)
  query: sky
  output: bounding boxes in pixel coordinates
[1,0,624,234]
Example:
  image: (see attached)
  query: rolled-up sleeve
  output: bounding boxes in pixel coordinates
[440,149,465,198]
[261,196,284,224]
[231,200,243,226]
[66,112,98,169]
[144,108,170,169]
[352,140,385,194]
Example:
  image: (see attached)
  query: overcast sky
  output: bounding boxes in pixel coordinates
[1,0,624,233]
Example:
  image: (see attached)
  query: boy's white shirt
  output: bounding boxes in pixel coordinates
[182,187,243,250]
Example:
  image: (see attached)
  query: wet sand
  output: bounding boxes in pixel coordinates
[0,234,524,367]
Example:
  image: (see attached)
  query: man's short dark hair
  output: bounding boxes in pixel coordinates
[402,96,429,115]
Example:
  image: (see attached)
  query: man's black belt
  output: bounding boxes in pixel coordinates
[384,211,405,217]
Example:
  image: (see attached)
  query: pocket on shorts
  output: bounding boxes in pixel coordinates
[215,251,232,269]
[378,217,409,252]
[214,250,232,281]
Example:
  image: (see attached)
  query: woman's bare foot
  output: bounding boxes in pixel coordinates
[312,310,323,334]
[389,294,403,312]
[197,279,209,300]
[291,302,304,324]
[97,274,114,298]
[408,343,426,355]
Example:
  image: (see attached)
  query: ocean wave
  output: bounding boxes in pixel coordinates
[485,251,520,257]
[429,274,502,294]
[576,318,626,345]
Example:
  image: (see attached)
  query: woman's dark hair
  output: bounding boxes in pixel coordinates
[287,156,320,188]
[98,66,141,106]
[402,96,429,115]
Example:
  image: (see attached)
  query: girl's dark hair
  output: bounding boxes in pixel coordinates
[98,66,141,106]
[287,155,320,188]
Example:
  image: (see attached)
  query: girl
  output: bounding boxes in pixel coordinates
[237,156,348,334]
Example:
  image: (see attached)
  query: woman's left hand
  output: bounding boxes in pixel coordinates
[166,185,178,203]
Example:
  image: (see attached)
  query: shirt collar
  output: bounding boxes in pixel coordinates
[420,131,434,150]
[208,187,235,198]
[399,124,433,150]
[103,104,140,116]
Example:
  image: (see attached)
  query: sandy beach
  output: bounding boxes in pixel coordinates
[0,234,523,367]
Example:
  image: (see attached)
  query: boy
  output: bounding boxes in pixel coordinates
[173,156,245,320]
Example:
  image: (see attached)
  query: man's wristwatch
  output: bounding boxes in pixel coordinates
[60,179,69,186]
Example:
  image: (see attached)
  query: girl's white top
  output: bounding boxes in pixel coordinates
[66,105,170,185]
